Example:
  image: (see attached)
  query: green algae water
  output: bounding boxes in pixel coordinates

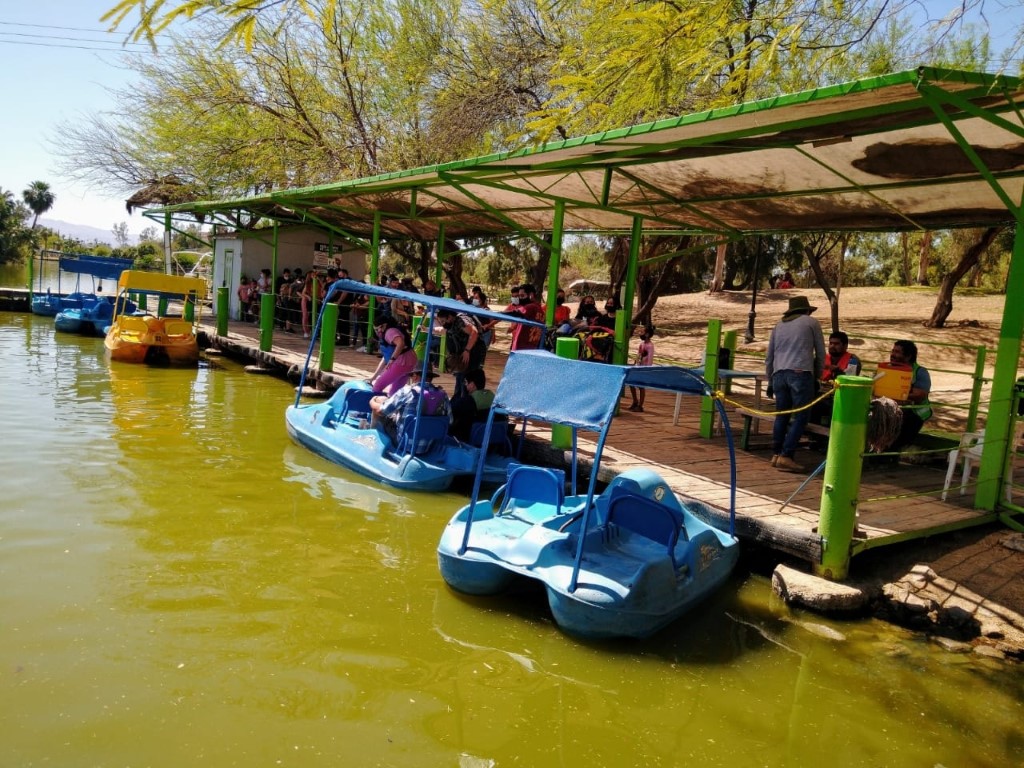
[1,310,1023,767]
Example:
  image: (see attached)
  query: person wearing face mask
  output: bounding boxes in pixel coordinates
[472,291,497,346]
[572,295,600,328]
[590,297,619,331]
[551,289,570,326]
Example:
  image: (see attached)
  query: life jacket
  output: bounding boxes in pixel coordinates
[821,350,855,382]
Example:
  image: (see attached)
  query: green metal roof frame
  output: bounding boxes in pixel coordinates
[147,66,1024,243]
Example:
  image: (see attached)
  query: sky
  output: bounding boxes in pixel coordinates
[1,1,1022,239]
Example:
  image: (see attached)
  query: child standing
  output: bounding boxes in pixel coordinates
[629,327,655,412]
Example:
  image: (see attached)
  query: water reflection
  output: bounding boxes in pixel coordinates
[1,312,1022,768]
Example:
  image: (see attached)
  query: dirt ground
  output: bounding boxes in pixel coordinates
[641,286,1024,655]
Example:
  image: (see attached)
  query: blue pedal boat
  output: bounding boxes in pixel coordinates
[285,279,547,491]
[437,350,740,640]
[41,254,135,320]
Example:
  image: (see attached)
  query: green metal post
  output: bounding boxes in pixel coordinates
[412,315,425,361]
[814,374,873,580]
[552,336,580,448]
[621,216,642,335]
[977,221,1024,508]
[271,222,279,297]
[367,213,381,344]
[184,294,196,322]
[319,302,339,372]
[435,223,446,289]
[699,319,722,438]
[966,345,986,432]
[137,293,148,312]
[158,297,168,317]
[259,292,275,352]
[216,286,229,336]
[612,295,629,365]
[27,250,33,303]
[544,201,565,327]
[164,212,172,275]
[722,329,737,394]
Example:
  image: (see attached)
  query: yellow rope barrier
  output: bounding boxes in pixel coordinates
[715,386,835,417]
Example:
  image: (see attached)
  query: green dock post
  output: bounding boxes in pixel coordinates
[699,319,722,438]
[184,294,196,322]
[722,329,737,394]
[412,315,425,360]
[814,374,873,581]
[158,297,168,317]
[552,336,580,448]
[259,293,275,352]
[966,345,986,432]
[612,298,629,365]
[216,286,228,336]
[319,302,338,371]
[135,293,147,312]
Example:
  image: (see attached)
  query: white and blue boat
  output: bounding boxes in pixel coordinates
[437,350,740,639]
[285,280,547,491]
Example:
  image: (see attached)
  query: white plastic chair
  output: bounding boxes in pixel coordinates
[941,425,1023,502]
[941,431,985,501]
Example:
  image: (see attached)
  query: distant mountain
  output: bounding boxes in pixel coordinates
[38,218,138,247]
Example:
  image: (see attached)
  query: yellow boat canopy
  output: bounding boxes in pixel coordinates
[116,270,208,300]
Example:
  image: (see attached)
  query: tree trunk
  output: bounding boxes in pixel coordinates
[708,242,727,293]
[532,232,552,298]
[900,232,911,285]
[916,232,931,286]
[925,227,999,328]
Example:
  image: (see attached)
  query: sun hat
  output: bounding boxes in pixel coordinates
[782,296,817,317]
[411,365,438,379]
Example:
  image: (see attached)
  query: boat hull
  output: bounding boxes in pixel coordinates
[438,469,740,639]
[104,315,199,365]
[285,381,511,491]
[54,309,84,333]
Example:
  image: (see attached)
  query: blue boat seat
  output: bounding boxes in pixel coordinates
[493,464,565,522]
[469,421,513,456]
[605,489,687,569]
[395,414,451,456]
[338,388,375,423]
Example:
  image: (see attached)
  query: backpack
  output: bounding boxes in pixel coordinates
[581,329,614,363]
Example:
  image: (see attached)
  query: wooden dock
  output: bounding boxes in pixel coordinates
[200,317,998,570]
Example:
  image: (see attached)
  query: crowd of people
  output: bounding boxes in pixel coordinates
[241,267,937,467]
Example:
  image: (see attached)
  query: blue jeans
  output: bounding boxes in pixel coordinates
[772,370,816,458]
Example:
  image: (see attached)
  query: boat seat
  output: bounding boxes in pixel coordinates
[338,388,375,423]
[163,319,194,337]
[469,420,513,456]
[117,316,151,336]
[492,464,565,522]
[395,414,451,456]
[605,489,687,569]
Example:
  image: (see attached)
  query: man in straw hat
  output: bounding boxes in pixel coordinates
[765,295,826,472]
[370,364,452,452]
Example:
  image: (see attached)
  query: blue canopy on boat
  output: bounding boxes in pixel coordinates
[494,350,710,431]
[326,279,549,330]
[59,255,134,280]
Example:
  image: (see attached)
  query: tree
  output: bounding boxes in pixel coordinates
[112,222,132,248]
[22,181,55,231]
[925,227,1004,328]
[0,188,33,264]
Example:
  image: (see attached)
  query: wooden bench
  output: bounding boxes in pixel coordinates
[733,406,830,451]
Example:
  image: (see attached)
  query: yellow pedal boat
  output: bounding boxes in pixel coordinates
[104,271,208,365]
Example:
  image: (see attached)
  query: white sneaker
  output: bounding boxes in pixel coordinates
[303,332,310,338]
[357,346,367,353]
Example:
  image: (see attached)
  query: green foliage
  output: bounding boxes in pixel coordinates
[0,188,33,264]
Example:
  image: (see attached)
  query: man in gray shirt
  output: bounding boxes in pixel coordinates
[765,296,826,471]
